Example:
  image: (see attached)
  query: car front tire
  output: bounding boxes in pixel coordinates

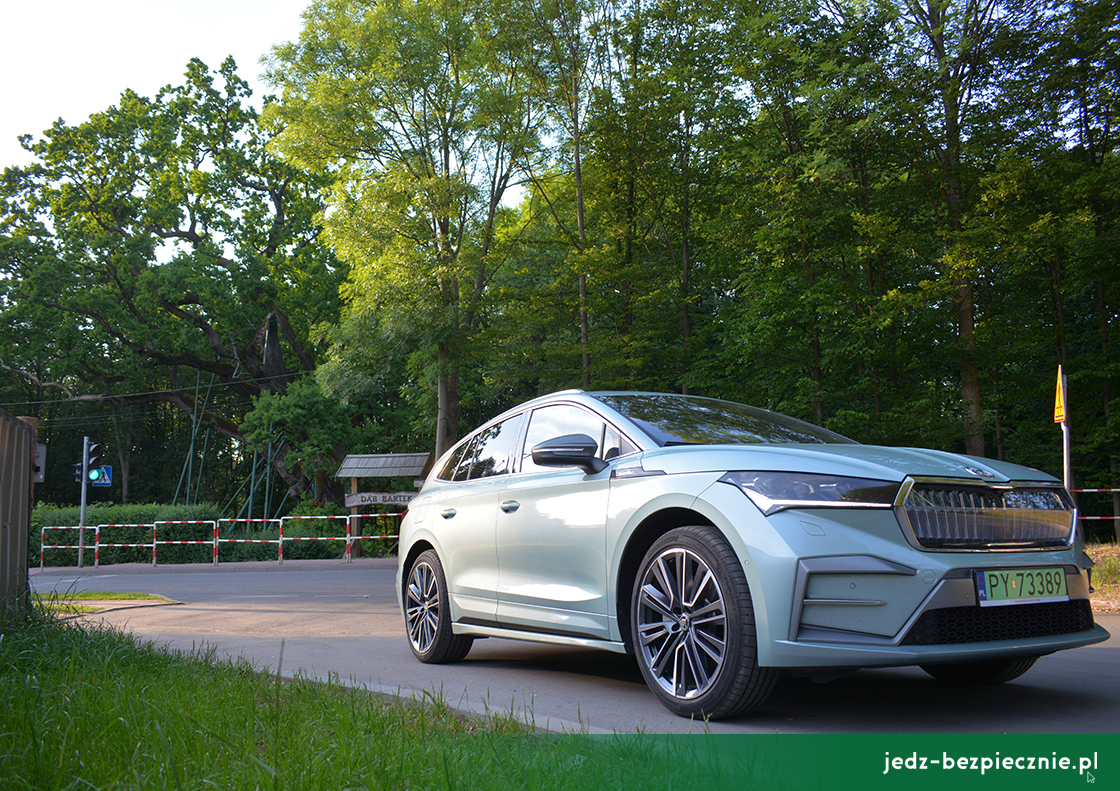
[920,656,1038,685]
[405,549,474,663]
[631,526,778,719]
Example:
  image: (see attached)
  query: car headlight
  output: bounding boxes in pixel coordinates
[720,471,900,515]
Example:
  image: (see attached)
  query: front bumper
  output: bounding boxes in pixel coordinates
[770,557,1107,667]
[694,482,1109,669]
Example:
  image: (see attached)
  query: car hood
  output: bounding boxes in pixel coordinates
[633,444,1060,485]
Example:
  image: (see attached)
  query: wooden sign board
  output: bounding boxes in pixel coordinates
[345,491,416,509]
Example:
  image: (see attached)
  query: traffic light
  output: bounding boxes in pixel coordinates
[85,442,105,482]
[73,461,83,481]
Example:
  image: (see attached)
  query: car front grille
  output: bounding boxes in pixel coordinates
[900,482,1075,549]
[900,599,1094,646]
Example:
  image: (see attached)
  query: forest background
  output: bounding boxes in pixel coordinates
[1,0,1117,537]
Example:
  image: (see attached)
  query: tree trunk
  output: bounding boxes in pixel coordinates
[679,114,693,396]
[435,343,461,459]
[109,406,132,504]
[956,278,985,456]
[1100,282,1119,536]
[580,275,590,389]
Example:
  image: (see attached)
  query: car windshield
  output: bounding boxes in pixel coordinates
[592,393,855,447]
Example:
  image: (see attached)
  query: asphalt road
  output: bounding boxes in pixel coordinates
[30,559,1120,734]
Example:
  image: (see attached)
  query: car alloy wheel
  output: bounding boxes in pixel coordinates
[633,526,777,718]
[405,549,473,663]
[637,545,726,700]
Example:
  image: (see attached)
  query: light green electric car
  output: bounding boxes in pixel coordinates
[396,391,1109,719]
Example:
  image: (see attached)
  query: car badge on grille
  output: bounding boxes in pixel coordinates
[964,466,995,479]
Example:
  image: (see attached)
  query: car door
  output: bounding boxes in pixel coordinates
[435,415,523,625]
[494,403,617,640]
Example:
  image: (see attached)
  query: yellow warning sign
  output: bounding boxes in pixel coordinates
[1054,366,1066,423]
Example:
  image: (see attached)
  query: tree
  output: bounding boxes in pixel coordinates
[885,0,1037,456]
[507,0,613,386]
[266,0,538,457]
[0,57,345,500]
[972,0,1120,524]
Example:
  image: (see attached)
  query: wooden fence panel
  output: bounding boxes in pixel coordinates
[0,408,33,614]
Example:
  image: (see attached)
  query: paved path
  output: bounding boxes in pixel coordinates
[30,559,1120,734]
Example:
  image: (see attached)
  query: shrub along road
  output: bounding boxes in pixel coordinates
[30,559,1120,734]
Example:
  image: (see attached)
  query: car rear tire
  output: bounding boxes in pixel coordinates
[405,550,474,663]
[631,526,778,719]
[920,656,1038,685]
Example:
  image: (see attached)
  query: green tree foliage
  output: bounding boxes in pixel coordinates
[0,58,346,504]
[468,0,1118,519]
[716,0,958,441]
[265,0,539,456]
[3,1,1117,531]
[241,377,362,502]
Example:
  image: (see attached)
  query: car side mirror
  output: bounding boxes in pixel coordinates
[531,434,608,474]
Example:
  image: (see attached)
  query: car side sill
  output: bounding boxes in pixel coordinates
[453,621,629,654]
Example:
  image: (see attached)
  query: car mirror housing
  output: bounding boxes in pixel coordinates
[531,434,608,474]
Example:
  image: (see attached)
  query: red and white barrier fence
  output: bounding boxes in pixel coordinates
[216,518,283,561]
[38,511,406,568]
[347,512,405,562]
[1071,488,1120,522]
[279,514,351,564]
[39,525,100,569]
[95,523,159,568]
[154,521,220,566]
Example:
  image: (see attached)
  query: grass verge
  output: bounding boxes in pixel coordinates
[30,591,174,616]
[0,612,724,790]
[1087,542,1119,600]
[32,590,170,602]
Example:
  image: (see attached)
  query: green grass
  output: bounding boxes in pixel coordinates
[32,602,101,615]
[0,611,743,790]
[30,591,173,616]
[33,590,169,602]
[1087,543,1119,598]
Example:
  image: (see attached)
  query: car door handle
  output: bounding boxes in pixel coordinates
[440,508,457,519]
[500,500,520,513]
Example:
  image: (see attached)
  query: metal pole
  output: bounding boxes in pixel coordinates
[248,447,258,520]
[193,427,211,505]
[78,435,88,567]
[1061,369,1072,492]
[1061,419,1070,486]
[1063,420,1073,490]
[264,436,272,520]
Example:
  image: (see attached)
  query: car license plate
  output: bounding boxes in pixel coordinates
[975,568,1069,607]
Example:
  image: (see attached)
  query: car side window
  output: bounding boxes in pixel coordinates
[604,425,638,461]
[439,441,471,481]
[469,414,523,479]
[452,436,478,481]
[520,404,607,473]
